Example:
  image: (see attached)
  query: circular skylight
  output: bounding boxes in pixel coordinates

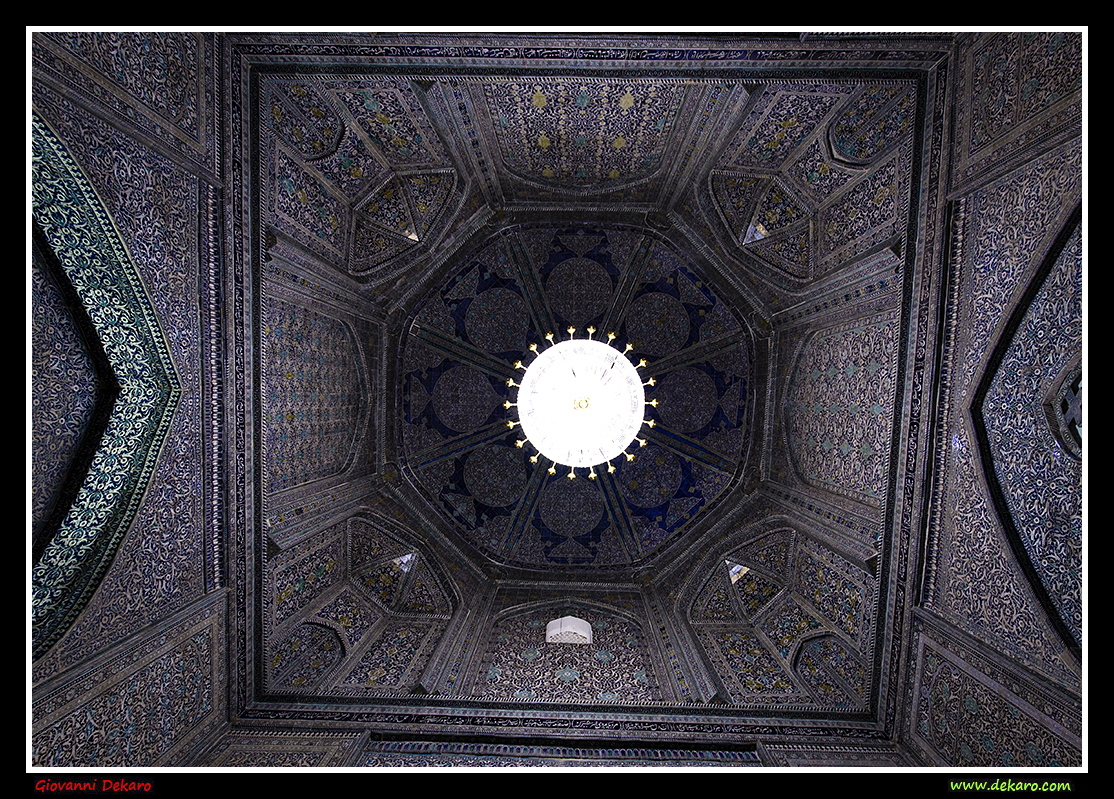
[517,339,645,467]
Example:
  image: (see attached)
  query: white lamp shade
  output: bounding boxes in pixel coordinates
[518,339,644,467]
[545,615,593,644]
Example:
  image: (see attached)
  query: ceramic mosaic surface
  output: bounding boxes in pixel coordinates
[263,297,365,492]
[474,606,660,703]
[29,31,1082,768]
[30,112,182,661]
[401,224,751,570]
[787,311,900,505]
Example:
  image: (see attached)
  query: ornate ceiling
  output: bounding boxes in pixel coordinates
[398,224,753,570]
[30,31,1084,769]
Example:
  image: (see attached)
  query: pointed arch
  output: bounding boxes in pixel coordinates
[31,111,181,660]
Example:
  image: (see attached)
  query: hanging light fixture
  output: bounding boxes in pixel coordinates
[506,326,657,477]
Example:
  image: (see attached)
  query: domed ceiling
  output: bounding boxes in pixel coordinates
[253,50,922,588]
[399,224,753,570]
[244,37,923,718]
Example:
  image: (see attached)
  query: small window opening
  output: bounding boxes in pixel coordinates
[726,559,750,584]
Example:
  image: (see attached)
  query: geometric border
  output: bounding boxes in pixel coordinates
[358,739,761,766]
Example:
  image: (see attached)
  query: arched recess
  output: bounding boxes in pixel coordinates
[826,83,917,169]
[348,514,458,618]
[792,632,870,710]
[264,78,346,161]
[260,295,369,496]
[678,520,798,624]
[330,513,464,696]
[677,520,801,705]
[970,204,1083,659]
[783,309,901,508]
[31,111,181,660]
[264,511,464,697]
[469,599,664,704]
[269,621,346,691]
[678,517,876,708]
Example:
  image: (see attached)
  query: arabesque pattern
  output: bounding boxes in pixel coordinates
[787,312,899,504]
[474,607,660,703]
[31,112,181,661]
[400,224,751,569]
[28,31,1082,768]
